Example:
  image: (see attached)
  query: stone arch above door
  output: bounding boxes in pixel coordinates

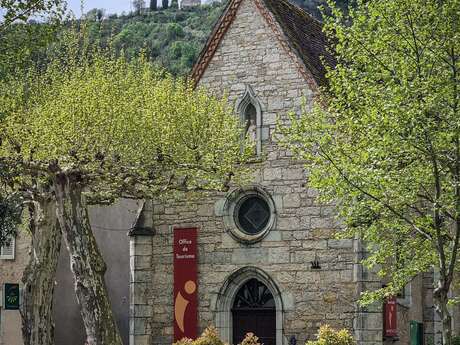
[214,266,284,345]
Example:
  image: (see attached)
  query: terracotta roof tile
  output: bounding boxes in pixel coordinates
[190,0,335,87]
[261,0,335,86]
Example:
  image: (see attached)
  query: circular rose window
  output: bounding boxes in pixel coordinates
[222,186,276,244]
[235,196,271,235]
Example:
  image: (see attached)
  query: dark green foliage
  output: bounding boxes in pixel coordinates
[0,0,63,31]
[85,8,106,21]
[1,0,350,78]
[162,0,169,9]
[80,0,351,76]
[0,0,63,79]
[0,193,22,247]
[84,2,226,75]
[0,21,58,78]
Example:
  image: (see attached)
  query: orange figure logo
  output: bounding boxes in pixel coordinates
[175,280,197,333]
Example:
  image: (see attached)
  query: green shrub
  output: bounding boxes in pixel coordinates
[306,325,355,345]
[452,336,460,345]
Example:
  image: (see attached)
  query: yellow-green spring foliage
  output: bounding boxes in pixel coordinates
[0,30,251,199]
[306,325,355,345]
[172,327,262,345]
[173,327,227,345]
[238,333,261,345]
[278,0,459,305]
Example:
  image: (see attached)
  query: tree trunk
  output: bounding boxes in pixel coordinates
[434,284,452,345]
[21,197,61,345]
[53,172,123,345]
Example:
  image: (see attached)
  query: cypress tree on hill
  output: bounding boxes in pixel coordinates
[150,0,157,11]
[162,0,169,9]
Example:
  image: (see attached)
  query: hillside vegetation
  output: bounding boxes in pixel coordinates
[82,0,349,75]
[85,2,226,75]
[0,0,349,77]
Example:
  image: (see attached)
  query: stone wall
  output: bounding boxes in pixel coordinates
[0,200,134,345]
[54,199,135,345]
[382,275,424,345]
[0,222,30,345]
[131,1,359,344]
[354,241,383,345]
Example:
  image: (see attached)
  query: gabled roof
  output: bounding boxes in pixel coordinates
[190,0,335,88]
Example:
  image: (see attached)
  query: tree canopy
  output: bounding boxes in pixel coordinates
[0,33,248,202]
[0,0,63,32]
[278,0,459,343]
[0,27,250,344]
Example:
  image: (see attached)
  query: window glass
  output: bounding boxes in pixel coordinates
[235,196,270,235]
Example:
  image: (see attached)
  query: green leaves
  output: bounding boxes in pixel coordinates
[0,192,22,247]
[306,325,355,345]
[0,28,249,201]
[279,0,460,304]
[0,0,63,31]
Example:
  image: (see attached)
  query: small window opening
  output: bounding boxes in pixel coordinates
[244,103,257,143]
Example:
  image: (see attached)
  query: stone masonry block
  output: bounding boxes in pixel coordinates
[283,193,301,208]
[231,247,269,264]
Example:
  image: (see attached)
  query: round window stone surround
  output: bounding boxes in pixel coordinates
[222,186,276,244]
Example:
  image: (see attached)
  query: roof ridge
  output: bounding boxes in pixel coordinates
[259,0,334,86]
[190,0,334,87]
[272,0,323,25]
[190,0,244,83]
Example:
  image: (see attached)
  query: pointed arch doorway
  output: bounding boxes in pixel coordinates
[214,267,284,345]
[232,279,276,345]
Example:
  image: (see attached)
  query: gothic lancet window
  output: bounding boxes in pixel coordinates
[233,279,275,309]
[244,103,257,143]
[232,278,276,345]
[236,85,262,156]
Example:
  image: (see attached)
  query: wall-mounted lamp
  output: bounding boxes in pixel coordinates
[311,253,321,270]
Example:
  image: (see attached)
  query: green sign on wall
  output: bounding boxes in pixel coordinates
[410,320,423,345]
[4,283,20,310]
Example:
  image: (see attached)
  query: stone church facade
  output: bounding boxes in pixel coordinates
[128,1,439,345]
[0,1,450,345]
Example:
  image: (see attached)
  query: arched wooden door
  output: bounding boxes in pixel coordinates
[232,279,276,345]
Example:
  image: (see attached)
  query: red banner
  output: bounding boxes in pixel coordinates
[174,227,198,341]
[384,297,397,337]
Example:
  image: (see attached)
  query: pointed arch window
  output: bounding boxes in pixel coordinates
[232,278,275,310]
[236,85,262,156]
[214,267,283,345]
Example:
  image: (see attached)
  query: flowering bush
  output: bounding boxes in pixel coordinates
[173,327,227,345]
[173,338,194,345]
[306,325,355,345]
[239,333,262,345]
